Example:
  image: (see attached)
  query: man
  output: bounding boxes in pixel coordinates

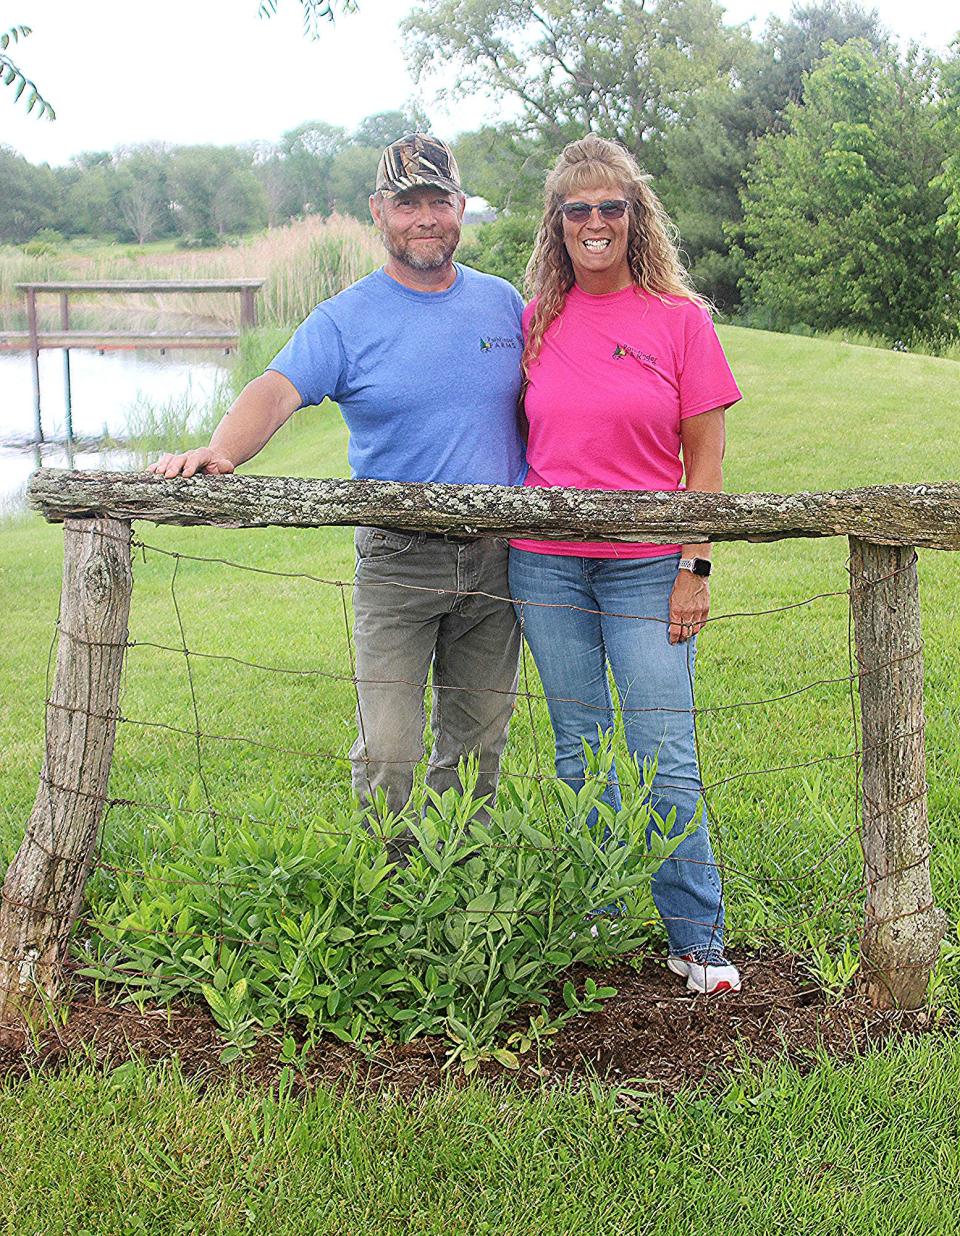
[150,134,526,823]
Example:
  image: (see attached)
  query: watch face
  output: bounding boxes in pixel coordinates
[693,558,711,576]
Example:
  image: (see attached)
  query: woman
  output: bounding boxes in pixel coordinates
[509,135,742,995]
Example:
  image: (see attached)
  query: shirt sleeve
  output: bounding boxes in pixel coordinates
[678,313,742,419]
[266,305,347,410]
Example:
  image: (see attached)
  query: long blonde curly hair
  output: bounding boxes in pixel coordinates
[523,135,703,373]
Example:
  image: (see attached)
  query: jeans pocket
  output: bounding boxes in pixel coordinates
[355,526,416,561]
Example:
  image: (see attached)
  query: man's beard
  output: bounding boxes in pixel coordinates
[381,230,459,271]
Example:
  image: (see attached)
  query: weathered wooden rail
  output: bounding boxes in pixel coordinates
[25,471,960,548]
[1,469,956,1029]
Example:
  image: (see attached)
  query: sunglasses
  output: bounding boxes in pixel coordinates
[559,199,630,222]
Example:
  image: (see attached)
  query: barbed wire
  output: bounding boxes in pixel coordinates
[2,524,939,1040]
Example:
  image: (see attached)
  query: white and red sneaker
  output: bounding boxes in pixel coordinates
[667,954,741,995]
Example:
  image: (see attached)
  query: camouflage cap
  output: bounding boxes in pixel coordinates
[375,133,462,197]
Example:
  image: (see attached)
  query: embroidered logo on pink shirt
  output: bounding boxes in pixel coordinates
[612,342,657,366]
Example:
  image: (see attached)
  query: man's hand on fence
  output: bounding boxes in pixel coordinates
[148,449,236,479]
[668,570,709,644]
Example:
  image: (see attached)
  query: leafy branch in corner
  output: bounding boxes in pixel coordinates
[258,0,359,39]
[1,26,55,119]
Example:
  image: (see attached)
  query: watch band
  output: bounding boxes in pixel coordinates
[678,557,712,577]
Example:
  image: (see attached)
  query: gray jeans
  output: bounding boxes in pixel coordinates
[349,526,520,818]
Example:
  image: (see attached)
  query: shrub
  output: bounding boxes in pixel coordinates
[176,235,219,250]
[83,743,686,1068]
[459,213,538,292]
[22,227,64,256]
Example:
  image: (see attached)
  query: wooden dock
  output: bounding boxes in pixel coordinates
[0,330,241,352]
[11,279,265,443]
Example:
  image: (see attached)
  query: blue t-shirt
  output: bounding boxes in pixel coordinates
[267,264,527,485]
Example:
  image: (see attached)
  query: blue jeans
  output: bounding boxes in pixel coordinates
[508,548,725,960]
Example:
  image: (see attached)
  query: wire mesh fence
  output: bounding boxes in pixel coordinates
[0,489,949,1055]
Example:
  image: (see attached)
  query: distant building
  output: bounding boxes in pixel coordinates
[463,195,497,225]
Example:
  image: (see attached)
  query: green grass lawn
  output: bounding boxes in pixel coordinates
[3,325,960,1231]
[3,1040,960,1235]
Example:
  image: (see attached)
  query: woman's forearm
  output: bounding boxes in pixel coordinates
[679,408,726,561]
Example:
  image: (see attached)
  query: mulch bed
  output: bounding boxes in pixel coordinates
[0,951,938,1097]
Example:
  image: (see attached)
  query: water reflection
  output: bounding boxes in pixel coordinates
[0,347,232,515]
[0,441,144,519]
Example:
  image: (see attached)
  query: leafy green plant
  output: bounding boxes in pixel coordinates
[82,740,687,1063]
[806,940,860,1001]
[22,227,64,256]
[458,213,537,292]
[487,976,618,1075]
[926,920,960,1016]
[201,973,258,1063]
[1,26,54,118]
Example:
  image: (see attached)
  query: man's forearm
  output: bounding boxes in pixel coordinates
[208,373,300,467]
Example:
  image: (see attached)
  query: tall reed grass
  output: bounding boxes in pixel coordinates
[0,216,383,328]
[106,329,297,462]
[112,385,231,468]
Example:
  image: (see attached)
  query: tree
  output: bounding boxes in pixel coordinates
[453,125,553,211]
[253,144,290,228]
[328,145,381,218]
[115,146,172,244]
[169,146,267,242]
[739,40,957,343]
[259,0,359,37]
[213,165,268,236]
[352,107,431,149]
[277,120,347,216]
[403,0,751,175]
[0,146,58,240]
[934,43,960,300]
[57,152,121,239]
[748,1,889,133]
[658,85,758,308]
[655,2,890,307]
[1,25,54,118]
[457,211,537,289]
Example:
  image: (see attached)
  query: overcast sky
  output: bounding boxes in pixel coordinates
[2,0,958,168]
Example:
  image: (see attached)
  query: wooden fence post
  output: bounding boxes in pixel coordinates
[0,517,132,1028]
[239,286,258,330]
[849,536,947,1007]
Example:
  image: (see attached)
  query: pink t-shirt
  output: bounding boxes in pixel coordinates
[512,285,742,558]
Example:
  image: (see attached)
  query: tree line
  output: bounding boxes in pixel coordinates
[0,107,428,248]
[419,0,960,348]
[4,1,960,347]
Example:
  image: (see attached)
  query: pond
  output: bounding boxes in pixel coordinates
[0,347,233,516]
